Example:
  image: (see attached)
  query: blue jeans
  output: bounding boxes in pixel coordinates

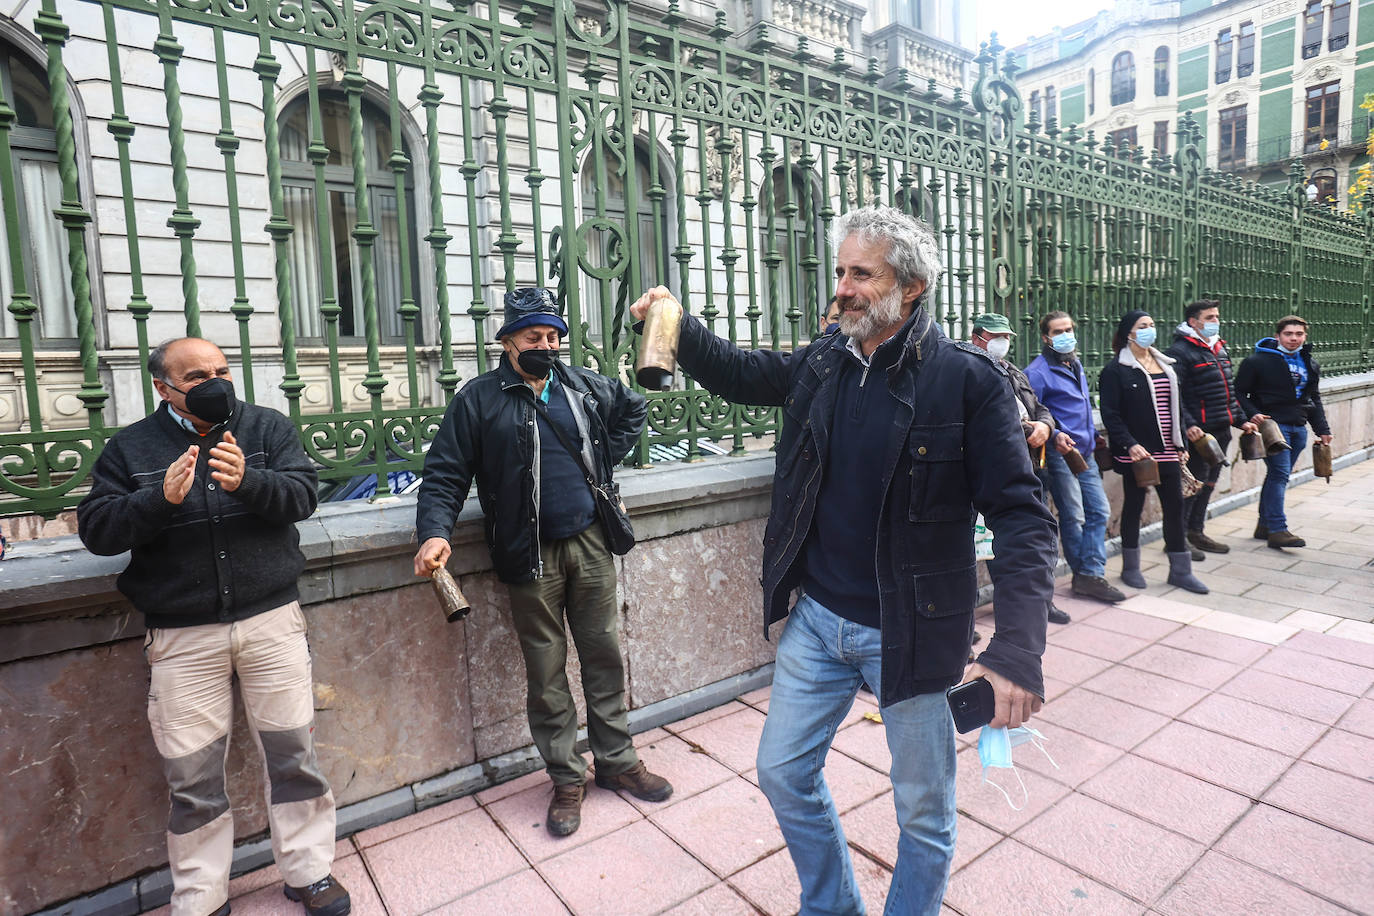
[1041,447,1109,577]
[1259,423,1308,533]
[756,595,957,916]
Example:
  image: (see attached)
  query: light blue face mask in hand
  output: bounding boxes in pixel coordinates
[977,725,1059,811]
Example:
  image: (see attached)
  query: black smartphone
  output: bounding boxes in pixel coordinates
[946,678,995,734]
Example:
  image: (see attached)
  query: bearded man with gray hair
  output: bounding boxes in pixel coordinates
[632,206,1056,914]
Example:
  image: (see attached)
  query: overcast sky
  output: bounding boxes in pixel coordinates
[973,0,1115,50]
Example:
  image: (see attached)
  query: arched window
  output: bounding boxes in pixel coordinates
[0,41,78,343]
[579,140,672,339]
[1029,90,1041,124]
[1154,47,1170,95]
[760,166,822,340]
[1045,85,1057,123]
[1111,51,1135,106]
[279,92,421,344]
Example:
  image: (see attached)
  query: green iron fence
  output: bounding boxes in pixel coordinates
[2,0,1372,518]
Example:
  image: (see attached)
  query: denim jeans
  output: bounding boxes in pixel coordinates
[1041,448,1109,577]
[756,595,957,916]
[1259,423,1308,533]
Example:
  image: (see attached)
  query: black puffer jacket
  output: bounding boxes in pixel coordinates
[1163,325,1248,432]
[416,357,647,583]
[1234,338,1331,436]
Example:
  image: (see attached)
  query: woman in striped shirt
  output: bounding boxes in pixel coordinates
[1099,310,1209,595]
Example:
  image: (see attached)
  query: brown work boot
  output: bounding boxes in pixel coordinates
[1072,573,1127,603]
[1268,530,1306,549]
[284,874,350,916]
[1187,530,1231,554]
[1253,523,1268,540]
[594,761,673,802]
[547,782,584,836]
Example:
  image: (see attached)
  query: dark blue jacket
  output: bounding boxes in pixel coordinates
[1025,347,1096,454]
[1235,338,1331,436]
[676,306,1058,704]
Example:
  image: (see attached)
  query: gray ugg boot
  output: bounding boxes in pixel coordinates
[1166,550,1209,594]
[1120,547,1146,589]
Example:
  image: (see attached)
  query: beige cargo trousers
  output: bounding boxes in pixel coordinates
[145,601,336,916]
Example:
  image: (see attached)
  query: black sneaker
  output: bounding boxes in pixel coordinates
[1048,605,1071,625]
[1071,573,1127,603]
[284,875,350,916]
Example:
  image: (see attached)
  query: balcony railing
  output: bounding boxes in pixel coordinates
[1249,115,1374,169]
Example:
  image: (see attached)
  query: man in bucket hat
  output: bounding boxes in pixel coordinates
[415,288,671,837]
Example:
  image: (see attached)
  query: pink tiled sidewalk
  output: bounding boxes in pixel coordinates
[195,467,1374,915]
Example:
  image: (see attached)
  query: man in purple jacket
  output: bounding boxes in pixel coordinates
[1025,311,1127,604]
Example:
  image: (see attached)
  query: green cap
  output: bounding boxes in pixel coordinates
[972,313,1016,335]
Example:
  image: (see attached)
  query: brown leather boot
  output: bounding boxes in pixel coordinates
[547,782,584,836]
[594,761,673,802]
[284,874,350,916]
[1268,530,1306,549]
[1187,530,1231,554]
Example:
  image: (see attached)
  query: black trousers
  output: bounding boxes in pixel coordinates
[1184,427,1231,532]
[1120,460,1185,552]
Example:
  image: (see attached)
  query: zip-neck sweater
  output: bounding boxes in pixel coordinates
[77,402,318,627]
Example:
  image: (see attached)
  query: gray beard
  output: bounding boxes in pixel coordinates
[838,285,906,344]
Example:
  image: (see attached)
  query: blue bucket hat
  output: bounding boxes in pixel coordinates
[496,287,569,339]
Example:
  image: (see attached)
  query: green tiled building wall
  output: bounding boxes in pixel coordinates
[1261,22,1294,74]
[1060,84,1086,125]
[1259,88,1293,154]
[1180,0,1213,16]
[1359,0,1374,46]
[1178,46,1210,98]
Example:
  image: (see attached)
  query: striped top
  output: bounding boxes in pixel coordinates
[1113,372,1179,465]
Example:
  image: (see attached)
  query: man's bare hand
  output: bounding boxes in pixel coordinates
[960,662,1042,729]
[1186,426,1205,442]
[1240,421,1258,434]
[1053,432,1075,454]
[1320,434,1333,446]
[414,537,452,577]
[163,446,199,505]
[208,430,245,492]
[629,286,677,323]
[1026,421,1052,449]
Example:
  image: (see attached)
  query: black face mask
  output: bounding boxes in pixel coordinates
[516,347,557,380]
[169,377,236,425]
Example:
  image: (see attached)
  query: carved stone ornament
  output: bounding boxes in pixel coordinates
[1224,90,1242,104]
[704,125,746,199]
[1313,65,1334,80]
[1115,113,1131,127]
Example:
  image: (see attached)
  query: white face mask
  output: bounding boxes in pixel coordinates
[985,337,1011,361]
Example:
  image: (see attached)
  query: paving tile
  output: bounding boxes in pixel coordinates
[954,744,1072,834]
[1156,585,1277,616]
[1036,688,1169,750]
[1082,664,1210,718]
[950,812,1003,874]
[475,768,551,806]
[428,869,569,915]
[1215,804,1374,913]
[1074,607,1183,641]
[665,700,752,733]
[1041,643,1114,685]
[1157,626,1272,665]
[1253,646,1374,695]
[839,792,899,869]
[1322,579,1374,610]
[229,853,382,916]
[659,882,758,916]
[831,715,893,773]
[1180,693,1329,757]
[1013,722,1125,789]
[1123,643,1244,689]
[672,706,767,774]
[1328,619,1374,645]
[1078,754,1251,845]
[943,838,1140,916]
[1190,610,1299,645]
[1217,668,1357,725]
[1045,624,1153,663]
[728,845,892,916]
[537,820,716,915]
[1242,584,1373,621]
[483,778,643,863]
[1154,850,1351,916]
[648,776,784,878]
[1133,721,1294,798]
[1302,727,1374,781]
[737,686,771,708]
[1263,760,1374,843]
[353,796,476,848]
[1337,697,1374,738]
[1117,594,1208,625]
[1209,560,1339,593]
[1285,628,1374,669]
[1014,792,1203,903]
[1277,609,1343,632]
[362,808,527,915]
[228,841,357,899]
[609,732,737,814]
